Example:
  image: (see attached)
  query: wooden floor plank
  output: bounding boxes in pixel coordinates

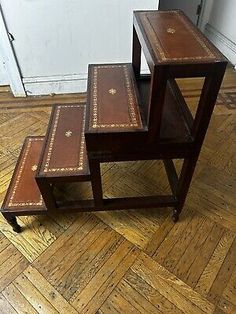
[174,218,214,284]
[213,307,226,314]
[0,214,57,262]
[195,230,235,297]
[52,223,112,287]
[0,233,10,253]
[131,253,215,314]
[115,279,163,314]
[151,208,195,263]
[124,269,184,313]
[13,273,60,314]
[23,266,78,314]
[161,210,205,272]
[188,166,236,233]
[34,215,101,281]
[186,223,225,288]
[70,242,139,313]
[144,215,175,257]
[57,230,123,300]
[99,289,143,314]
[207,238,236,306]
[2,283,39,314]
[0,244,18,266]
[0,293,17,314]
[33,212,92,269]
[0,243,29,292]
[223,266,236,307]
[217,297,236,314]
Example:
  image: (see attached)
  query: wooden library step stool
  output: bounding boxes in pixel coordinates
[1,10,227,232]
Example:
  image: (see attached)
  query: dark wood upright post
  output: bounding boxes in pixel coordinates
[147,65,168,141]
[88,159,103,207]
[132,26,141,78]
[36,178,57,210]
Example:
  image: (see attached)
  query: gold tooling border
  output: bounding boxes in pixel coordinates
[43,104,86,173]
[91,65,142,129]
[9,138,43,207]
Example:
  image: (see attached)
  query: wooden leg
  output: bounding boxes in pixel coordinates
[172,208,180,223]
[173,156,198,222]
[36,178,57,210]
[89,159,103,207]
[2,213,21,233]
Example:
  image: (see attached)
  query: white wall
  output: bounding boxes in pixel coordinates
[159,0,201,24]
[0,58,8,85]
[198,0,214,32]
[0,0,158,95]
[204,0,236,67]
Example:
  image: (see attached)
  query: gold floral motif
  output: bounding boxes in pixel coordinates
[167,28,175,34]
[108,88,117,95]
[31,164,38,171]
[65,130,73,137]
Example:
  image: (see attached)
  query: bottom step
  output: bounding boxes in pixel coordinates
[1,137,46,215]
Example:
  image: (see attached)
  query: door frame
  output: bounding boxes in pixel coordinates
[0,5,26,97]
[198,0,214,32]
[158,0,212,32]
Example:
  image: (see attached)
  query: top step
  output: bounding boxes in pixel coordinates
[37,103,90,181]
[134,10,226,66]
[86,63,145,134]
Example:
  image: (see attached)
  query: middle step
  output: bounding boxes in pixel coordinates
[36,103,90,182]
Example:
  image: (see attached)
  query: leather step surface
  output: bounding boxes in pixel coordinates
[134,10,224,65]
[86,63,145,133]
[37,103,90,179]
[1,137,46,214]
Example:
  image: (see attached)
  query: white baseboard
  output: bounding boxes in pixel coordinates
[23,73,88,96]
[205,23,236,68]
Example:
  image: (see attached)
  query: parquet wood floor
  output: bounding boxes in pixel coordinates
[0,67,235,313]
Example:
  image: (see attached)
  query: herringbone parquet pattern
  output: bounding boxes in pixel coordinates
[0,67,235,313]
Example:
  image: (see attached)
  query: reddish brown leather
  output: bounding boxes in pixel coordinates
[134,10,224,64]
[2,137,44,211]
[87,64,144,132]
[38,104,89,177]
